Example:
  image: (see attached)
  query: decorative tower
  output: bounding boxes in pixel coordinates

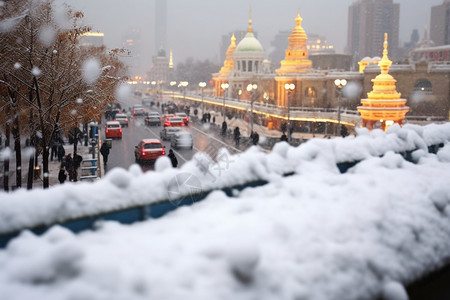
[357,33,409,131]
[276,12,312,75]
[213,34,237,97]
[275,12,312,106]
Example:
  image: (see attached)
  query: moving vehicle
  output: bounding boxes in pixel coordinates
[145,112,161,126]
[134,139,165,162]
[170,131,193,149]
[114,113,129,127]
[163,117,185,127]
[142,98,152,106]
[160,127,182,141]
[175,112,189,125]
[132,104,146,116]
[105,121,122,139]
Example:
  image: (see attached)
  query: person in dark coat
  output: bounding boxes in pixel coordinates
[65,154,75,181]
[252,131,260,145]
[100,142,110,165]
[58,167,67,184]
[221,121,227,137]
[168,149,178,167]
[57,144,65,162]
[280,134,288,142]
[233,127,241,146]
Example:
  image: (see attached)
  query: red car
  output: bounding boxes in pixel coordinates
[176,112,189,125]
[163,117,185,127]
[134,139,166,162]
[105,121,122,139]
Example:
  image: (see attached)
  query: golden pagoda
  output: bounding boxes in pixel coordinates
[276,12,312,75]
[213,34,236,97]
[220,33,236,75]
[274,12,313,106]
[357,33,409,131]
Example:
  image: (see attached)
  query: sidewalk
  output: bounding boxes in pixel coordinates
[47,140,102,186]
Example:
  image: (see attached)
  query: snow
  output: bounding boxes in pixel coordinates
[0,123,450,299]
[31,66,41,77]
[81,58,101,85]
[13,62,21,69]
[115,83,132,102]
[38,25,56,47]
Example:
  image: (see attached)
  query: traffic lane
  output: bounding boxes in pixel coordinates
[134,117,194,170]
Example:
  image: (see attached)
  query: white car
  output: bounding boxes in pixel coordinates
[114,113,129,127]
[170,131,193,149]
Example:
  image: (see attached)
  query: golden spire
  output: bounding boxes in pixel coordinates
[379,33,391,74]
[247,6,253,33]
[295,11,302,27]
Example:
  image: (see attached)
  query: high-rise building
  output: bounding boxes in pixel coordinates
[121,28,142,77]
[155,0,167,55]
[79,32,104,48]
[430,0,450,46]
[347,0,399,63]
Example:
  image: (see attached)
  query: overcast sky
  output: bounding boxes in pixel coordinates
[57,0,442,75]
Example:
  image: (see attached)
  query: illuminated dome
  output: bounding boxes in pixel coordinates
[235,18,264,52]
[233,14,266,74]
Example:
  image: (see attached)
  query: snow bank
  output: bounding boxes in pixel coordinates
[0,128,449,299]
[0,123,449,235]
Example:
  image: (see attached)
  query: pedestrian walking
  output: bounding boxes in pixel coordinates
[57,144,65,162]
[251,131,259,145]
[234,126,241,146]
[100,142,110,165]
[58,167,67,184]
[65,153,75,182]
[221,121,227,137]
[168,149,178,168]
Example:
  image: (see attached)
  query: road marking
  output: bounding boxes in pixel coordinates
[190,126,242,153]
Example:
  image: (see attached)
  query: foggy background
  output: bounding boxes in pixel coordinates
[56,0,442,71]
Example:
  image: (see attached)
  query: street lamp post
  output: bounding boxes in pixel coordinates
[334,79,347,137]
[221,83,229,122]
[199,82,206,115]
[170,81,177,101]
[284,83,295,141]
[180,81,189,103]
[247,83,258,134]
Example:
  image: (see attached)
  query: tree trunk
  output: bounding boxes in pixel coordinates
[42,146,49,188]
[3,109,11,192]
[12,105,22,189]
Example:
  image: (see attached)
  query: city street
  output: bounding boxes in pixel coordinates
[103,96,247,173]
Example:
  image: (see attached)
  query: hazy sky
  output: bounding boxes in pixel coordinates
[57,0,442,75]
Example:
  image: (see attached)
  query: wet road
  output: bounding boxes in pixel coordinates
[103,97,247,174]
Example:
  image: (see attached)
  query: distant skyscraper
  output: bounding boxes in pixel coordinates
[155,0,167,54]
[79,32,104,48]
[430,0,450,46]
[121,28,142,77]
[347,0,399,63]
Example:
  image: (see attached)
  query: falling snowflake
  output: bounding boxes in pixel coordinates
[32,66,41,76]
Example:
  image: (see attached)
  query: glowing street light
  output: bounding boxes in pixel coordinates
[284,83,295,141]
[199,82,206,113]
[247,83,258,134]
[334,79,347,136]
[221,83,229,121]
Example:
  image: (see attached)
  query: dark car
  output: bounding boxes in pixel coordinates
[145,112,161,126]
[132,104,146,116]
